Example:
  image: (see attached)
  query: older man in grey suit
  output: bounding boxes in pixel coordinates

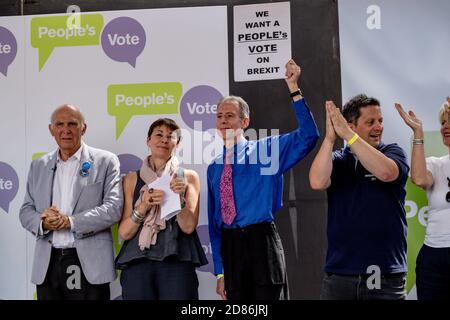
[19,104,123,300]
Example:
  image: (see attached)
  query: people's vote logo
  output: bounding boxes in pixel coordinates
[101,17,146,67]
[0,161,19,213]
[196,224,214,274]
[30,14,104,71]
[0,26,18,76]
[180,85,223,131]
[118,153,142,177]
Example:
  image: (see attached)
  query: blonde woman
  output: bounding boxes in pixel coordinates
[396,97,450,300]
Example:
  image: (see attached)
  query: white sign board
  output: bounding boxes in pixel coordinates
[234,1,291,82]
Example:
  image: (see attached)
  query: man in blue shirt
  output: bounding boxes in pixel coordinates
[207,59,319,300]
[309,95,409,300]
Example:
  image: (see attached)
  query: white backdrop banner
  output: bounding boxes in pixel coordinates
[1,6,228,300]
[0,15,27,300]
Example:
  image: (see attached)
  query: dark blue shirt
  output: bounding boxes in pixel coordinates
[207,98,319,275]
[325,143,409,274]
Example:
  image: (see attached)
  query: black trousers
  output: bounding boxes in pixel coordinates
[120,258,199,300]
[221,221,288,300]
[37,248,110,300]
[320,272,406,300]
[416,244,450,300]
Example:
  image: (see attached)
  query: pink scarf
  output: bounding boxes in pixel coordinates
[136,155,179,250]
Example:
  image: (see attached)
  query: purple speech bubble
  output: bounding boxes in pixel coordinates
[180,85,223,131]
[101,17,146,67]
[0,161,19,213]
[118,153,143,178]
[0,26,17,76]
[196,224,214,274]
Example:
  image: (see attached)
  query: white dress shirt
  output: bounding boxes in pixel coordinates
[40,145,83,248]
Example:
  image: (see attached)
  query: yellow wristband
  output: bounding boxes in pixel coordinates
[347,133,359,146]
[216,274,224,279]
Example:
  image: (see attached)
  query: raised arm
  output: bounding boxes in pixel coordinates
[285,59,303,101]
[272,59,319,175]
[395,103,433,189]
[309,101,336,190]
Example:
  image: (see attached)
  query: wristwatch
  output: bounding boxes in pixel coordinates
[290,89,303,98]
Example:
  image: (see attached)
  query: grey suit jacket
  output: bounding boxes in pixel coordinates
[19,144,123,285]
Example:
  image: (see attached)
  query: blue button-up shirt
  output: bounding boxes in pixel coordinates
[207,98,319,275]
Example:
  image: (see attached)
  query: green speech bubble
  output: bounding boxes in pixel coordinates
[405,178,427,294]
[31,14,104,70]
[108,82,183,140]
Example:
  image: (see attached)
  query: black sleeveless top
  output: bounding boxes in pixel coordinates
[115,170,208,270]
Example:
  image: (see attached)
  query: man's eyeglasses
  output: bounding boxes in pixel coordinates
[446,177,450,202]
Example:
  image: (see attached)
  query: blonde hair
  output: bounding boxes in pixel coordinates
[438,101,449,124]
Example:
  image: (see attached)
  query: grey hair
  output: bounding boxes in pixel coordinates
[217,95,250,119]
[50,104,85,126]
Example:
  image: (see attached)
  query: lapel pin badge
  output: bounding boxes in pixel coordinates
[79,161,91,177]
